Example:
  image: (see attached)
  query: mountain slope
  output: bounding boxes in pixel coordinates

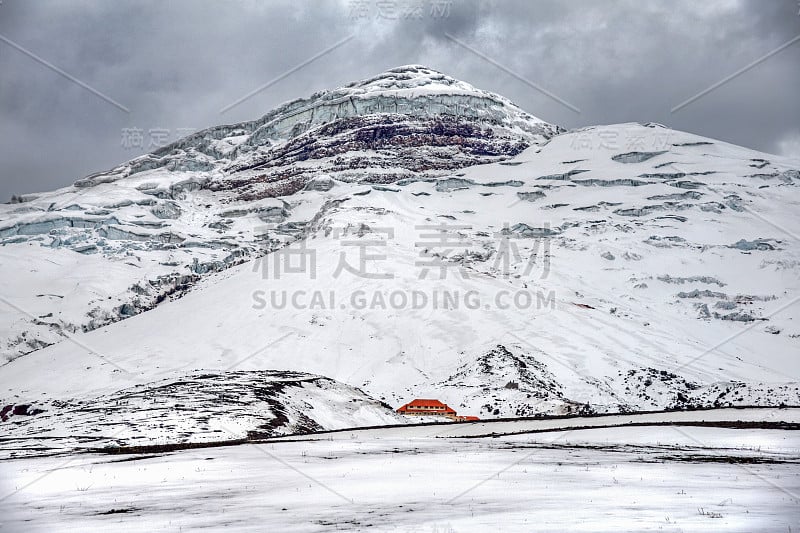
[2,126,798,398]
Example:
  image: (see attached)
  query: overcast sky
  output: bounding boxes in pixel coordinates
[1,0,798,201]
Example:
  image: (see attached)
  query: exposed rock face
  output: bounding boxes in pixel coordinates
[612,151,668,163]
[516,191,546,202]
[151,201,182,219]
[213,114,532,200]
[304,175,335,192]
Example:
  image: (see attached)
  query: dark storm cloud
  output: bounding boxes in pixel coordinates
[1,0,798,201]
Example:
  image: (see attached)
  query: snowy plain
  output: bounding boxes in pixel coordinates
[1,421,798,532]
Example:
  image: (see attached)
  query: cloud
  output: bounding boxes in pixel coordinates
[0,0,798,201]
[776,130,800,159]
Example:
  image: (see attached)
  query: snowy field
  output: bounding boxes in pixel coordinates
[1,421,798,532]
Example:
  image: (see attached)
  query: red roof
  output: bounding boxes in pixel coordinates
[407,399,447,408]
[462,416,480,421]
[397,398,456,414]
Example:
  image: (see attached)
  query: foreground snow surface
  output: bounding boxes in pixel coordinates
[1,423,798,532]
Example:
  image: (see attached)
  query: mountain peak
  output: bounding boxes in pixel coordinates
[387,63,441,72]
[72,66,562,198]
[341,65,523,112]
[380,64,446,76]
[345,64,454,90]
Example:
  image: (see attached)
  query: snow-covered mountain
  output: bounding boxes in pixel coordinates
[1,66,799,452]
[0,65,559,362]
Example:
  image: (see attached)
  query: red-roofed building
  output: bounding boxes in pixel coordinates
[396,399,457,417]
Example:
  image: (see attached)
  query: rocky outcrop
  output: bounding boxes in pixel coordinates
[612,151,668,163]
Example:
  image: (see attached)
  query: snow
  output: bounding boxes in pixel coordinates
[0,65,798,531]
[1,422,797,532]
